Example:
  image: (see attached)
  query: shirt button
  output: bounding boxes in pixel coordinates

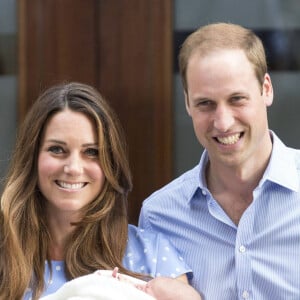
[202,190,207,195]
[242,290,249,299]
[239,245,246,253]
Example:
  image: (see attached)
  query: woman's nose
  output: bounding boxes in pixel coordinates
[63,154,83,175]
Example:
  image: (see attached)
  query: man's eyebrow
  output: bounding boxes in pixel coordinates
[229,91,250,98]
[191,96,212,102]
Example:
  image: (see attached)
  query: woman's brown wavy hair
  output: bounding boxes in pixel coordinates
[0,82,135,299]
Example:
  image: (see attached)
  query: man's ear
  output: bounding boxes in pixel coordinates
[185,91,191,116]
[262,73,274,107]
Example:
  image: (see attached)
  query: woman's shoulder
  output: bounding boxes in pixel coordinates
[126,224,160,258]
[127,224,168,247]
[125,225,192,278]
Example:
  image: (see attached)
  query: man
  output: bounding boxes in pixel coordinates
[139,22,300,299]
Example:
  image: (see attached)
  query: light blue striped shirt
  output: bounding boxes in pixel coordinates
[139,132,300,299]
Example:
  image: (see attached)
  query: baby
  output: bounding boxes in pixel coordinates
[41,268,202,300]
[41,269,154,300]
[112,267,201,300]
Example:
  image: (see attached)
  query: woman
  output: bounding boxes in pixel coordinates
[0,82,191,299]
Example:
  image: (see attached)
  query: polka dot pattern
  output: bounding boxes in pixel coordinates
[23,225,191,299]
[123,225,192,278]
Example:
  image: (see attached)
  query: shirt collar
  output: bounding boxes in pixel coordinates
[186,150,209,204]
[260,131,299,192]
[190,130,299,204]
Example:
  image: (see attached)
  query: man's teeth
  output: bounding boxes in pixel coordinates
[57,181,85,189]
[217,134,240,145]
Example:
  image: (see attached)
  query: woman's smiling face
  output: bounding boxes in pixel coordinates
[38,109,105,216]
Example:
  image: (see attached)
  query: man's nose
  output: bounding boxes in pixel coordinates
[213,105,234,132]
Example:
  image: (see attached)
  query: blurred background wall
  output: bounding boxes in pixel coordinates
[0,0,17,188]
[1,0,300,224]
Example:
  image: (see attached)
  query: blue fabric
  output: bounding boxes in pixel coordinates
[23,225,191,299]
[139,132,300,300]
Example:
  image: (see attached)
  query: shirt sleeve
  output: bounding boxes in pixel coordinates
[123,225,193,280]
[138,204,150,229]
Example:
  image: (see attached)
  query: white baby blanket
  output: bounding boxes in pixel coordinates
[40,270,155,300]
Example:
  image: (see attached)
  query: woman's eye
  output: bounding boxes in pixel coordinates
[85,148,99,157]
[48,145,64,154]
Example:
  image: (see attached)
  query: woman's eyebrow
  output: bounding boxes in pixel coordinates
[44,139,66,145]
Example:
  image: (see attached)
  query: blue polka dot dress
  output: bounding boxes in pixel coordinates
[23,225,192,299]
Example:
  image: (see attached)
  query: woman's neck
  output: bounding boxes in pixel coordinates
[46,212,77,260]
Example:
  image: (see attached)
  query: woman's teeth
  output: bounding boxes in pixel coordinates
[56,181,85,189]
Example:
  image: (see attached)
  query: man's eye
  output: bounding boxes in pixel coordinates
[231,96,244,102]
[196,100,214,107]
[48,146,64,154]
[198,101,209,106]
[85,148,99,157]
[195,100,215,111]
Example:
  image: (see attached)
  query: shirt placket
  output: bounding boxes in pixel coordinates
[235,201,255,300]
